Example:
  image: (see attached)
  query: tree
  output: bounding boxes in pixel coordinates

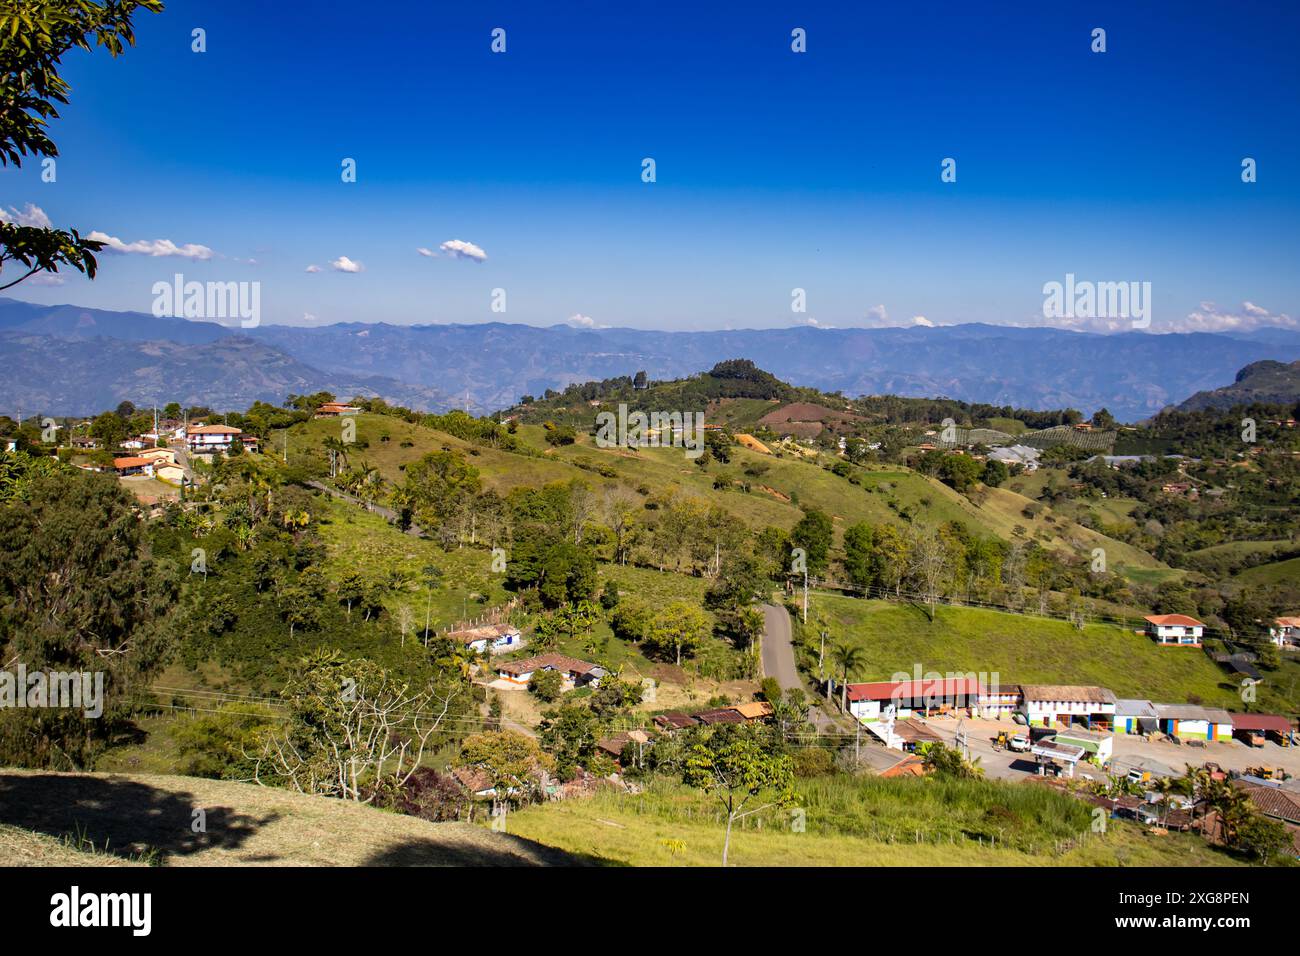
[645,601,712,666]
[905,527,951,620]
[938,453,983,492]
[456,729,555,809]
[788,508,833,577]
[336,570,366,619]
[830,642,865,712]
[981,459,1009,488]
[684,724,794,866]
[0,471,175,768]
[0,2,163,289]
[255,651,462,803]
[528,668,565,702]
[918,741,983,778]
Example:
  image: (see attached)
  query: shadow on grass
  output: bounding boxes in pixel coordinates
[364,827,609,867]
[0,773,277,863]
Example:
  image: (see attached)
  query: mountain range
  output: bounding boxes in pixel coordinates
[2,298,1298,420]
[1175,359,1300,412]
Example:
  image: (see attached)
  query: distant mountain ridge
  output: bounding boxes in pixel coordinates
[2,299,1298,419]
[1175,359,1300,412]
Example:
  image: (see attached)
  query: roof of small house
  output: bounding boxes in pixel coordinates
[1114,699,1158,718]
[1031,739,1086,760]
[446,622,520,645]
[732,701,775,720]
[596,729,656,757]
[846,677,983,703]
[497,652,598,677]
[1055,728,1112,744]
[1275,617,1300,628]
[451,766,495,794]
[1236,781,1300,824]
[187,424,242,435]
[1229,713,1292,734]
[113,456,153,468]
[1153,704,1234,724]
[1019,685,1116,705]
[653,712,698,730]
[1144,614,1205,628]
[693,708,746,724]
[892,718,943,745]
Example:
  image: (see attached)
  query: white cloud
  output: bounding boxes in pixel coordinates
[87,231,214,260]
[1174,301,1297,333]
[330,256,364,273]
[0,203,53,228]
[25,273,65,286]
[416,247,435,258]
[566,313,607,329]
[437,239,487,262]
[911,315,934,327]
[303,312,317,323]
[798,317,833,328]
[305,264,322,273]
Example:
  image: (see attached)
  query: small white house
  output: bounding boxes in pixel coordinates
[448,623,521,654]
[1270,617,1300,650]
[1055,728,1114,765]
[1144,614,1205,647]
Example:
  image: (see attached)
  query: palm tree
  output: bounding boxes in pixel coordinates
[831,642,866,713]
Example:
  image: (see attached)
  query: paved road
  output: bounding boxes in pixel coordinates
[760,603,800,691]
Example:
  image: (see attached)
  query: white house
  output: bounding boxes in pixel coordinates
[1054,727,1114,765]
[186,424,243,454]
[447,623,521,654]
[1113,699,1158,735]
[1144,614,1205,647]
[1270,617,1300,650]
[1019,685,1116,729]
[1153,704,1234,742]
[113,456,155,478]
[496,653,604,687]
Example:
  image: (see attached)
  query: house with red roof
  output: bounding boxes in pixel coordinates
[1270,617,1300,651]
[846,676,986,721]
[186,424,243,455]
[113,456,155,477]
[1144,613,1205,647]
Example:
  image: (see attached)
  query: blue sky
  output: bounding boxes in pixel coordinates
[2,0,1298,332]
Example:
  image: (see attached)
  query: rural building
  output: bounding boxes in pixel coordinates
[846,676,984,721]
[596,729,655,765]
[112,456,155,477]
[693,707,747,725]
[978,682,1022,717]
[496,653,604,687]
[1230,713,1294,747]
[138,447,177,464]
[186,424,243,454]
[1054,728,1114,765]
[1153,704,1233,742]
[447,623,521,654]
[1144,614,1205,647]
[315,402,361,417]
[153,461,186,484]
[653,712,699,731]
[1270,617,1300,651]
[1030,738,1086,778]
[987,444,1041,472]
[1113,699,1158,735]
[1019,685,1116,729]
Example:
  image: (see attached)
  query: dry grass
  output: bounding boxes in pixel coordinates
[0,770,586,867]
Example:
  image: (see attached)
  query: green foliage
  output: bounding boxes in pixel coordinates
[528,668,565,702]
[172,702,279,780]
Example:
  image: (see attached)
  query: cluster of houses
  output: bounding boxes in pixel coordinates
[446,623,522,654]
[494,652,609,688]
[1143,611,1299,652]
[844,676,1294,757]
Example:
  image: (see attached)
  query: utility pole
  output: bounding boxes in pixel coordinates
[802,568,808,623]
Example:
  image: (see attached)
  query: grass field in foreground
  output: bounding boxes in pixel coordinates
[799,595,1253,709]
[506,779,1243,867]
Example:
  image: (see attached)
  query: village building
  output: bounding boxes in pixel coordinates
[1019,684,1116,729]
[153,461,186,484]
[186,424,244,455]
[1229,713,1294,747]
[652,712,699,731]
[1143,613,1205,647]
[1054,727,1114,765]
[496,653,605,687]
[314,401,361,417]
[1152,703,1233,742]
[1113,699,1158,735]
[1030,738,1086,778]
[446,623,521,654]
[846,676,984,721]
[1270,617,1300,651]
[112,456,155,477]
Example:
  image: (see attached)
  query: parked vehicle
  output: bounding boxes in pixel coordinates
[1008,734,1031,752]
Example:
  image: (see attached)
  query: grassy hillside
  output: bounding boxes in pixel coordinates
[0,770,585,866]
[507,779,1242,867]
[798,594,1269,710]
[1233,556,1300,587]
[284,413,1159,572]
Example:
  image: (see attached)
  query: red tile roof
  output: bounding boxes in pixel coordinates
[846,677,983,703]
[113,456,152,468]
[1230,713,1293,734]
[1144,614,1205,627]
